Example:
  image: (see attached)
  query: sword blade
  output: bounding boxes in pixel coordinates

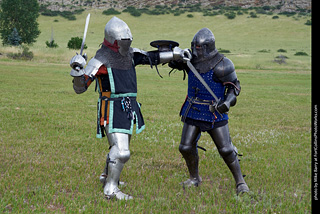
[186,60,220,102]
[80,13,90,55]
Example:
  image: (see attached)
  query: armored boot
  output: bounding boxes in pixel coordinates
[180,151,202,187]
[104,160,132,200]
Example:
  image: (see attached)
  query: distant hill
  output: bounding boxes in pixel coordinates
[37,0,311,13]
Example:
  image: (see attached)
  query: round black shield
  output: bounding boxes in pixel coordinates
[150,40,179,52]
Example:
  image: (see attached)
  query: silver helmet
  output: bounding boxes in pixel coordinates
[104,16,133,56]
[191,28,217,59]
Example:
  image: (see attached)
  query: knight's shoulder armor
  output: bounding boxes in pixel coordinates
[84,57,104,77]
[132,48,148,56]
[213,57,237,83]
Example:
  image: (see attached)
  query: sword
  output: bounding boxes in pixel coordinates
[80,13,90,56]
[186,60,220,102]
[186,60,222,115]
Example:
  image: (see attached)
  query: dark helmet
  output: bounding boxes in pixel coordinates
[191,28,217,59]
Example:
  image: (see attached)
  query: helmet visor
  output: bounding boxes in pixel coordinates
[117,39,132,56]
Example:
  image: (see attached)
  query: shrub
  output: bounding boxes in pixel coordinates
[67,37,87,50]
[60,11,76,21]
[187,14,194,18]
[294,51,308,56]
[46,40,58,48]
[218,48,231,53]
[7,46,33,60]
[258,49,270,53]
[277,49,287,53]
[123,6,141,17]
[225,12,236,19]
[305,20,311,26]
[249,12,258,18]
[103,8,121,16]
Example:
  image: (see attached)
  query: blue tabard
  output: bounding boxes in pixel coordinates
[180,68,229,124]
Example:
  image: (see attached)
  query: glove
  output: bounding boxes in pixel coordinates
[216,100,231,114]
[69,53,87,77]
[173,47,192,62]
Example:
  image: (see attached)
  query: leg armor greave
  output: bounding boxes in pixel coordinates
[103,130,132,200]
[179,123,202,186]
[208,124,249,194]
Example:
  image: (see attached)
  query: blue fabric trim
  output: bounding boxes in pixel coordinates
[111,93,137,98]
[107,67,115,94]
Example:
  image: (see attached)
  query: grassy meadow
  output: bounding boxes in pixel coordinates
[0,10,311,213]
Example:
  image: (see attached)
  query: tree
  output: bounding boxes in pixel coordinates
[7,28,21,46]
[0,0,41,45]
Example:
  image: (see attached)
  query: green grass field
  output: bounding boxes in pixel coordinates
[0,10,311,213]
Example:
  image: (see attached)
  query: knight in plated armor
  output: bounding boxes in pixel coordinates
[170,28,249,194]
[69,16,190,200]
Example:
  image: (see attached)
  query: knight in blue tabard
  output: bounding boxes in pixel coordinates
[69,16,190,200]
[170,28,249,194]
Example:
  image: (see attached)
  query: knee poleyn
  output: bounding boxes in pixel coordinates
[118,149,130,163]
[218,146,237,163]
[179,144,192,154]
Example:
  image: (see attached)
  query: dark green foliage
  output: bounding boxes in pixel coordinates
[0,0,41,45]
[67,37,87,50]
[225,12,236,19]
[277,49,287,53]
[218,48,230,53]
[119,3,310,22]
[102,8,121,16]
[7,28,21,46]
[294,51,308,56]
[249,12,258,18]
[123,6,142,17]
[46,40,59,48]
[305,20,311,26]
[40,7,84,20]
[279,11,296,17]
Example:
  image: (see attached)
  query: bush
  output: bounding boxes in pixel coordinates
[59,11,76,21]
[277,49,287,53]
[187,14,194,18]
[218,48,231,53]
[67,37,87,50]
[225,12,236,19]
[305,20,311,26]
[40,8,84,20]
[46,40,58,48]
[103,8,121,16]
[123,6,141,17]
[249,12,258,18]
[7,46,33,60]
[294,51,308,56]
